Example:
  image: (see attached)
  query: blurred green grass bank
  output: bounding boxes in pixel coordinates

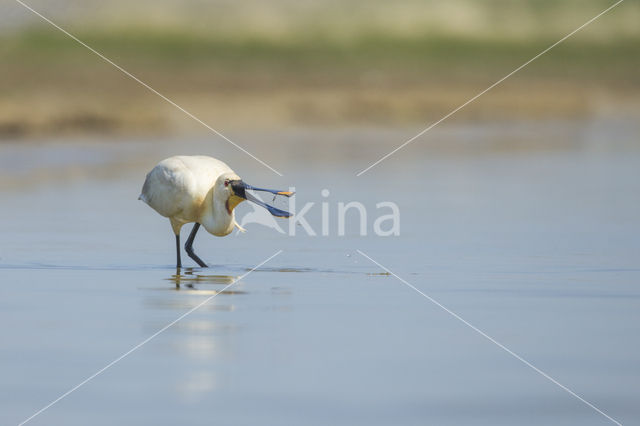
[0,0,638,137]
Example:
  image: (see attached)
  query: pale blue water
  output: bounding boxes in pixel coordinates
[1,124,639,425]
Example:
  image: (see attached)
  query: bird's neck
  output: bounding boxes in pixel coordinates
[200,188,235,237]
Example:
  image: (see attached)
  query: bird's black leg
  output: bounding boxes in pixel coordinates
[185,223,208,267]
[175,233,182,269]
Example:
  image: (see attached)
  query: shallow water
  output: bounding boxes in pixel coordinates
[1,124,640,425]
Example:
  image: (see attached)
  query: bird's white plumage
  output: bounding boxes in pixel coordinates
[140,155,293,268]
[139,155,240,236]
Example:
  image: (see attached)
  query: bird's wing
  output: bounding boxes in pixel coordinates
[140,158,200,219]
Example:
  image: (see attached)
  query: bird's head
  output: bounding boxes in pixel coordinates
[216,172,294,218]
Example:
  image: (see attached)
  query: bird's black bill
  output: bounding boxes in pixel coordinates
[245,192,292,218]
[230,180,293,218]
[242,183,294,197]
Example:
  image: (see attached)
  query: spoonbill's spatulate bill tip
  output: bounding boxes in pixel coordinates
[140,155,293,268]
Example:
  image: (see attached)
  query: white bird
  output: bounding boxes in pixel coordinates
[139,155,293,268]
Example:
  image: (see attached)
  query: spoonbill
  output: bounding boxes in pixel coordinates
[139,155,293,268]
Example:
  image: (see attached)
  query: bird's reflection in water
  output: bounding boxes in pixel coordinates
[168,267,246,295]
[156,268,247,402]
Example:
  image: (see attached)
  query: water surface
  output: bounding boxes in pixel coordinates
[1,123,639,425]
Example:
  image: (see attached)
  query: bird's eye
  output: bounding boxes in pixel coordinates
[224,180,229,187]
